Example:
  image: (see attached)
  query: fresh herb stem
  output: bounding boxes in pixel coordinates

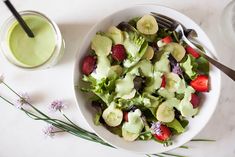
[52,130,66,133]
[152,154,166,157]
[0,95,15,106]
[161,152,187,157]
[179,145,189,149]
[191,139,216,142]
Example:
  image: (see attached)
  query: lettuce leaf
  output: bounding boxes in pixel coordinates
[81,75,117,104]
[94,112,102,125]
[180,54,197,79]
[123,31,148,68]
[166,119,185,133]
[196,56,209,75]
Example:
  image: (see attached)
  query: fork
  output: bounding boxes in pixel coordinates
[151,12,235,81]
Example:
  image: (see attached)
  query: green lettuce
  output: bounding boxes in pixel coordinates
[81,75,117,104]
[196,56,209,75]
[180,55,197,79]
[123,31,148,68]
[166,119,185,133]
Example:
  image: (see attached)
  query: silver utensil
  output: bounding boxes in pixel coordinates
[151,12,235,81]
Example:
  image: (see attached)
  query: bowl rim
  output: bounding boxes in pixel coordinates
[73,4,221,154]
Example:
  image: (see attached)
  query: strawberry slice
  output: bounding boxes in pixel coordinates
[111,44,127,62]
[162,36,173,44]
[123,112,128,122]
[82,55,97,75]
[153,124,171,141]
[190,75,209,92]
[186,46,200,58]
[190,93,200,108]
[161,75,166,88]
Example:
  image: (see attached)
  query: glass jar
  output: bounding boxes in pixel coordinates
[0,10,65,69]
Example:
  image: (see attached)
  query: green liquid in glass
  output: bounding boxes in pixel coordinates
[7,15,56,67]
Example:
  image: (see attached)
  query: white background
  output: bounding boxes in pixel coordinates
[0,0,235,157]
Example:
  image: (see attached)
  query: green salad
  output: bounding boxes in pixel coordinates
[80,14,209,144]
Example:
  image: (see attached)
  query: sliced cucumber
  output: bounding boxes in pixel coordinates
[142,46,154,60]
[91,34,112,56]
[107,26,123,44]
[164,42,186,62]
[156,101,175,123]
[137,15,158,35]
[102,103,123,127]
[122,128,139,141]
[165,72,181,92]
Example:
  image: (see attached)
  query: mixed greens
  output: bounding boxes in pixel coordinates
[80,14,209,144]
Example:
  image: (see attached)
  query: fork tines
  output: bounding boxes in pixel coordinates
[151,12,177,29]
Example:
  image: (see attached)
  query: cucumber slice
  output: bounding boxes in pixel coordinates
[122,128,139,141]
[137,15,158,35]
[107,26,124,44]
[102,103,123,127]
[142,46,154,60]
[165,42,186,62]
[156,101,175,123]
[165,72,181,92]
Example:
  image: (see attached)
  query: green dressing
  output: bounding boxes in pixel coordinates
[7,15,56,67]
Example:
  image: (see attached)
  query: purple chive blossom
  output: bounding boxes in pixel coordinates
[49,100,66,112]
[172,63,183,75]
[43,124,56,137]
[16,92,31,109]
[150,121,162,135]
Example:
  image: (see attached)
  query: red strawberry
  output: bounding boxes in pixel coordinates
[111,44,127,62]
[82,55,97,75]
[190,75,209,92]
[153,124,171,141]
[190,93,200,108]
[162,36,173,44]
[186,46,200,58]
[123,112,128,122]
[161,75,166,88]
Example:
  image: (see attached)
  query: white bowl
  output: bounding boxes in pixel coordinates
[73,4,221,154]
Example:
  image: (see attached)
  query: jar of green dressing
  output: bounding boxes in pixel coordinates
[0,11,64,69]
